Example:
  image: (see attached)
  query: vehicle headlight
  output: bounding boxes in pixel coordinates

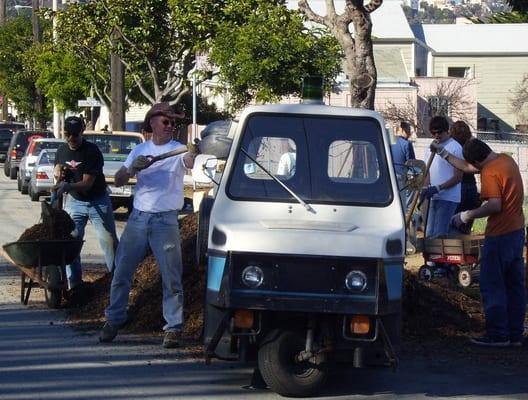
[345,270,367,292]
[241,266,264,288]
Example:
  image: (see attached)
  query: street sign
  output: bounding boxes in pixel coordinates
[78,98,102,107]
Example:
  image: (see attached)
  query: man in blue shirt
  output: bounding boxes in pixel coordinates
[391,121,415,210]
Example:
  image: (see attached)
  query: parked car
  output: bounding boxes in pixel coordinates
[0,121,25,132]
[28,149,57,202]
[0,128,13,163]
[83,131,144,211]
[18,138,65,194]
[4,130,54,179]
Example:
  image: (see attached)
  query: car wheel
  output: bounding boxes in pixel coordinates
[17,173,22,191]
[21,180,29,195]
[9,166,17,180]
[29,185,39,201]
[3,162,9,177]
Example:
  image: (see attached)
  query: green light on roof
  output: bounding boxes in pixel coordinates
[302,76,324,104]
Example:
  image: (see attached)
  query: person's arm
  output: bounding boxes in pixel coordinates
[460,198,501,223]
[68,173,96,192]
[115,166,130,187]
[439,167,463,191]
[183,152,195,169]
[445,153,479,174]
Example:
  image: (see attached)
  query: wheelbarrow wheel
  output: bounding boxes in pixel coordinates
[258,329,328,397]
[457,266,472,288]
[44,265,63,309]
[418,265,433,281]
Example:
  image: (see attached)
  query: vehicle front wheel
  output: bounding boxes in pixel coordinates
[17,173,22,191]
[9,166,17,180]
[258,329,328,397]
[21,179,29,194]
[3,162,9,177]
[29,185,39,202]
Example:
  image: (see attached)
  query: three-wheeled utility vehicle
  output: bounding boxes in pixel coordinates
[196,101,420,397]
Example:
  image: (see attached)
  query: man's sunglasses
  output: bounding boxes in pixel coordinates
[161,119,176,127]
[430,130,443,135]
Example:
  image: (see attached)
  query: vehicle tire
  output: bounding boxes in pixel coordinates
[3,162,9,177]
[196,197,214,266]
[17,173,22,191]
[418,265,433,281]
[29,185,39,202]
[9,166,17,180]
[258,329,328,397]
[21,179,29,195]
[44,265,62,309]
[457,267,472,288]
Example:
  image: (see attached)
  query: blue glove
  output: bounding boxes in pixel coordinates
[420,185,440,203]
[55,181,71,198]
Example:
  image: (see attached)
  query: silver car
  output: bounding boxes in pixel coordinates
[28,149,57,202]
[18,138,64,194]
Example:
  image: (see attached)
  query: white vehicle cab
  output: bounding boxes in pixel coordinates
[28,148,57,201]
[197,93,421,397]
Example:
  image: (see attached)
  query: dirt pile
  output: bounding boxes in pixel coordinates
[68,213,205,340]
[18,202,75,241]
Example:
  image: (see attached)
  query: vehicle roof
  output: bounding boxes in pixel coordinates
[83,130,144,139]
[239,104,384,120]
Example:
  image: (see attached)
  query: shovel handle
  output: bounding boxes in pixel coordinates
[405,151,435,228]
[145,146,189,167]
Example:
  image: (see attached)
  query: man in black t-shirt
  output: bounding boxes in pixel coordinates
[54,116,118,300]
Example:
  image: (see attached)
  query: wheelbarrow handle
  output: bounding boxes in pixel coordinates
[405,151,435,228]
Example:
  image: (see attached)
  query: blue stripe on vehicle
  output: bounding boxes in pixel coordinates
[384,262,403,300]
[207,256,226,291]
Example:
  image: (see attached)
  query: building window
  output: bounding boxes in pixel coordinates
[447,67,470,78]
[428,96,449,117]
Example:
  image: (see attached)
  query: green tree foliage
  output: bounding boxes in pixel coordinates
[506,0,528,13]
[472,10,528,23]
[208,2,342,110]
[0,16,49,119]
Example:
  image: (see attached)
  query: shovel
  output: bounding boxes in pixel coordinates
[135,146,190,171]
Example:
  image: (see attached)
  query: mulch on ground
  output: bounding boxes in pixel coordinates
[66,214,528,367]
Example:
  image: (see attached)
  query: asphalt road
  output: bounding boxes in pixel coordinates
[1,170,528,399]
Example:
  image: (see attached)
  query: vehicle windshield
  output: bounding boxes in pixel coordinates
[228,114,393,206]
[32,141,62,155]
[84,134,142,161]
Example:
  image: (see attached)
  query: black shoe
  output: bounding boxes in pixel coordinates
[163,331,181,348]
[470,335,510,347]
[99,322,119,343]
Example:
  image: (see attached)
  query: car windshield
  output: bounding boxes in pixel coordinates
[33,141,62,155]
[84,134,142,161]
[228,114,393,206]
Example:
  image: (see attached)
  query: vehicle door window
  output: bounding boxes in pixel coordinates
[243,137,296,180]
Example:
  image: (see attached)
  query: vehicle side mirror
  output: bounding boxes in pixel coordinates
[404,159,426,190]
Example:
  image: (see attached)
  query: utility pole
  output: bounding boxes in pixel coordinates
[0,0,8,121]
[110,29,125,131]
[52,0,60,137]
[32,0,44,129]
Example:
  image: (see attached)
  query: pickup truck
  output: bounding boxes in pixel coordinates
[83,131,144,211]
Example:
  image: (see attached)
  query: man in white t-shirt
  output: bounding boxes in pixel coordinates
[100,102,195,348]
[421,116,463,238]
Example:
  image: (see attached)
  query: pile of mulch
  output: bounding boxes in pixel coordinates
[18,203,75,241]
[68,213,205,340]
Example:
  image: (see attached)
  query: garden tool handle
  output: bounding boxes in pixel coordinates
[405,151,435,228]
[145,146,189,165]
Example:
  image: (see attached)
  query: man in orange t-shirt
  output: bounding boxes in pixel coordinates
[430,138,525,348]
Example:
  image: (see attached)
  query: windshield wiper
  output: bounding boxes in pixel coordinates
[240,147,316,214]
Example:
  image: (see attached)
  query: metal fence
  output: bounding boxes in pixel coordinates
[475,131,528,143]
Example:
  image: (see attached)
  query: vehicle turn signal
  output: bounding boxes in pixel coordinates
[350,315,370,334]
[234,309,254,329]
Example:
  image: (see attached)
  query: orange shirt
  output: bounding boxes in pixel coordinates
[480,154,524,237]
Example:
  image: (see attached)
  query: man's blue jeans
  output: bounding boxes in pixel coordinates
[480,228,526,341]
[105,209,183,332]
[64,193,118,288]
[425,199,458,239]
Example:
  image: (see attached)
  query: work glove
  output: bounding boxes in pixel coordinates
[451,211,472,229]
[187,138,201,157]
[55,181,71,198]
[430,141,449,159]
[419,185,440,203]
[127,155,151,175]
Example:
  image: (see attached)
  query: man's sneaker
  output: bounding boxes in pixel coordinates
[470,335,510,347]
[99,322,119,343]
[163,331,181,348]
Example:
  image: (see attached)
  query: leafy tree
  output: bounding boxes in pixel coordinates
[472,10,528,23]
[298,0,384,109]
[208,2,342,110]
[0,15,53,121]
[506,0,528,13]
[510,73,528,126]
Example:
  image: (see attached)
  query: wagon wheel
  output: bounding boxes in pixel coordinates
[44,265,63,309]
[457,266,472,288]
[418,265,433,281]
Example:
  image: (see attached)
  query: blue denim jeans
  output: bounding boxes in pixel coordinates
[64,193,118,288]
[480,228,526,341]
[105,209,183,332]
[425,199,458,239]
